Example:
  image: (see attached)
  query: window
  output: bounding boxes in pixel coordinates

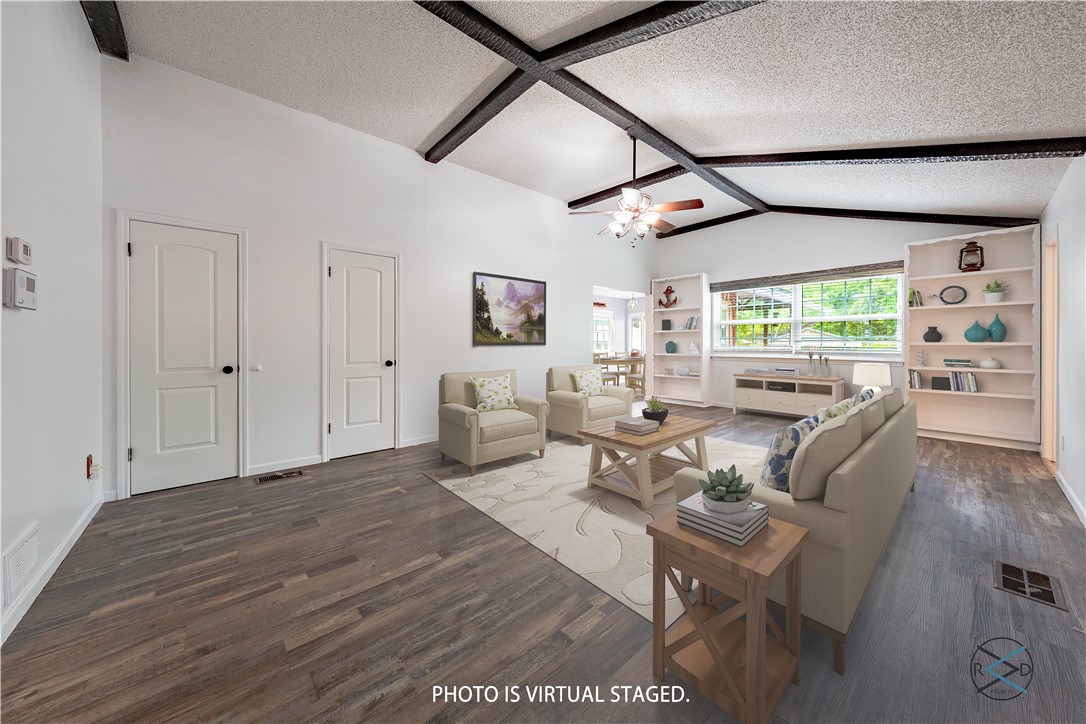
[628,313,645,353]
[714,273,902,354]
[593,309,614,354]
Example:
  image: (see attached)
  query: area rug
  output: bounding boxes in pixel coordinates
[423,436,768,625]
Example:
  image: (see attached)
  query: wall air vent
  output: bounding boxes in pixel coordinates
[3,523,40,606]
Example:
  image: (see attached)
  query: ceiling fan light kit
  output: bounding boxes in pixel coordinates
[571,136,703,246]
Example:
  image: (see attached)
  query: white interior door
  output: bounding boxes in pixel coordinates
[129,221,239,494]
[328,249,396,458]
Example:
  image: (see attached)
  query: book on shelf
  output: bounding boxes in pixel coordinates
[943,358,975,368]
[614,417,660,434]
[948,370,979,392]
[909,370,922,389]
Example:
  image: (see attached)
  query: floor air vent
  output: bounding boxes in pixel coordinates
[256,470,306,484]
[995,562,1067,610]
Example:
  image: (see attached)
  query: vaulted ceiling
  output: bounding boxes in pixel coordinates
[114,0,1085,237]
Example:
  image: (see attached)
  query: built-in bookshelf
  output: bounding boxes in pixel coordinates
[904,225,1040,449]
[648,273,711,406]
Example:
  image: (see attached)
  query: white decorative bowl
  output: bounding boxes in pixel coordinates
[702,495,750,514]
[676,366,691,376]
[979,357,1002,369]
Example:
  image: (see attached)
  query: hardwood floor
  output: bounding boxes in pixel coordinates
[2,406,1083,722]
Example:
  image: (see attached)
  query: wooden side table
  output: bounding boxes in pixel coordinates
[647,512,808,723]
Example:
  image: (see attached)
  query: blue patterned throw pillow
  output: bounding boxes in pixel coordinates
[759,415,820,492]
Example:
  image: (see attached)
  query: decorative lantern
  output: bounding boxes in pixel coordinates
[958,241,985,272]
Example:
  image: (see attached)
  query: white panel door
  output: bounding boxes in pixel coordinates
[130,221,239,494]
[328,249,396,458]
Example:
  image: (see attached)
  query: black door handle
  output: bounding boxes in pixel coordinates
[384,360,394,367]
[223,365,235,374]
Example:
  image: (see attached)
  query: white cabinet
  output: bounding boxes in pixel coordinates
[733,374,845,417]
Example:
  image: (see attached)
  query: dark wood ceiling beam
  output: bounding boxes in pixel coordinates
[415,1,769,211]
[771,205,1036,228]
[540,1,763,67]
[568,165,687,209]
[700,137,1086,167]
[423,1,763,164]
[655,210,765,238]
[80,1,128,61]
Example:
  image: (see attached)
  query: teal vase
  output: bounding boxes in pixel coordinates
[665,340,677,354]
[988,314,1007,343]
[964,320,990,343]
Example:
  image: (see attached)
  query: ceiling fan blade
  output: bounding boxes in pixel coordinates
[653,219,676,234]
[569,210,616,215]
[648,198,704,213]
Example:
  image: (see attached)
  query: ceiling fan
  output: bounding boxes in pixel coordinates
[570,135,704,245]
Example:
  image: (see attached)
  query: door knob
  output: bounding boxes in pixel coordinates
[384,360,394,367]
[223,365,235,374]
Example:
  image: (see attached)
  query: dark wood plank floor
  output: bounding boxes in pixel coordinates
[3,406,1084,722]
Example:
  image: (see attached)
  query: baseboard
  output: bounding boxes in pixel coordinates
[246,456,323,476]
[1,492,103,644]
[1054,470,1086,527]
[399,434,438,448]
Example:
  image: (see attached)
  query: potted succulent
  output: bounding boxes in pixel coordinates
[984,280,1008,303]
[642,396,668,424]
[699,465,753,514]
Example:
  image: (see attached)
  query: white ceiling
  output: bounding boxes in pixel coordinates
[119,0,1085,230]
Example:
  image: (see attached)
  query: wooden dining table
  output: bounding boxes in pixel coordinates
[598,355,644,385]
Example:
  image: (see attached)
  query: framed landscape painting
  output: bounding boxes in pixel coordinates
[473,272,546,345]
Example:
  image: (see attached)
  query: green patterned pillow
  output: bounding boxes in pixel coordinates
[470,374,518,412]
[816,398,854,422]
[572,368,606,396]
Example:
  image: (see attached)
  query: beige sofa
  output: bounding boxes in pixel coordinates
[545,365,634,442]
[675,389,917,674]
[438,369,549,475]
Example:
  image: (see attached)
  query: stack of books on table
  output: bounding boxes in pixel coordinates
[677,492,768,546]
[614,417,660,435]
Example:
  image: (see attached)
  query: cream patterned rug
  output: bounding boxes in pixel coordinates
[423,436,768,625]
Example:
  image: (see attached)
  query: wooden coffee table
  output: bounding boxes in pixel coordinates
[579,415,714,509]
[648,512,807,723]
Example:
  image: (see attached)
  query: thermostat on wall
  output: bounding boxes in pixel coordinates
[3,268,37,310]
[6,237,32,265]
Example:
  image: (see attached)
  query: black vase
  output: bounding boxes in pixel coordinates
[922,326,943,342]
[642,409,668,424]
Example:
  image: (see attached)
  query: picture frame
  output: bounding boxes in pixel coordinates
[473,272,546,346]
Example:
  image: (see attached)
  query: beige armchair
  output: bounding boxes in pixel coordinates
[546,365,634,443]
[438,369,549,475]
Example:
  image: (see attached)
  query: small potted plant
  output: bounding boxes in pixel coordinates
[699,465,753,514]
[642,396,668,423]
[984,280,1008,303]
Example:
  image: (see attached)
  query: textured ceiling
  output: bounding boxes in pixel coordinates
[117,0,1085,228]
[572,0,1086,155]
[119,1,511,151]
[725,157,1072,217]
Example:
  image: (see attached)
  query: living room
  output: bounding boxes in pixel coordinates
[2,1,1083,722]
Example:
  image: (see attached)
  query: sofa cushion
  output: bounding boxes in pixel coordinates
[478,408,538,443]
[883,387,904,416]
[587,395,627,421]
[789,413,862,500]
[759,415,820,492]
[471,373,518,412]
[572,368,606,397]
[856,397,887,440]
[816,397,854,422]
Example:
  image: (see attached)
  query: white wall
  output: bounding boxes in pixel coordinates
[655,213,994,406]
[100,57,654,491]
[1040,157,1085,524]
[1,1,104,640]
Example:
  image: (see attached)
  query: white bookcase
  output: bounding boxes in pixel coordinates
[648,273,711,406]
[904,225,1040,450]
